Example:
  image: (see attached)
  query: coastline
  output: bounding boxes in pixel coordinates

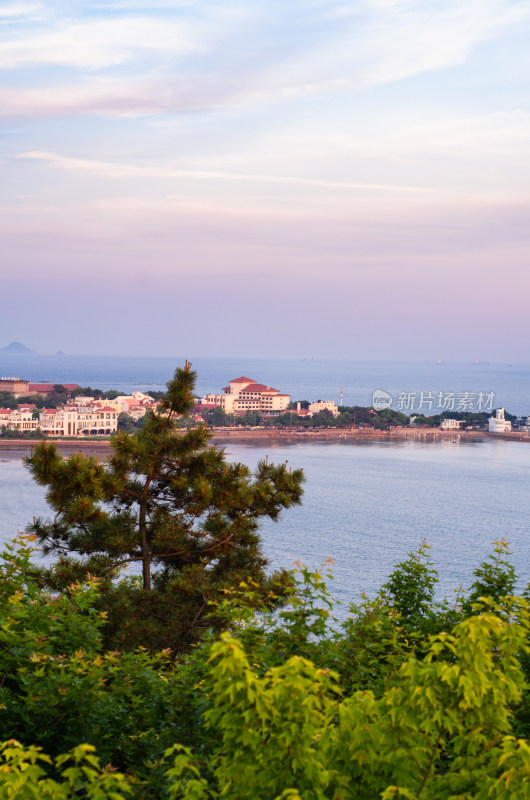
[210,427,488,445]
[2,427,528,460]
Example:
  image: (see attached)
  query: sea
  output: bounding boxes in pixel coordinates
[1,352,530,415]
[1,354,529,608]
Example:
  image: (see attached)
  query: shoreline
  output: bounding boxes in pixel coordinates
[1,427,529,459]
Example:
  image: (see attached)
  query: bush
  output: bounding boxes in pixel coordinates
[2,535,530,797]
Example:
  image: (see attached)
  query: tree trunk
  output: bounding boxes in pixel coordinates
[138,500,151,591]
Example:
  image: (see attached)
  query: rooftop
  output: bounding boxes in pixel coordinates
[29,383,80,392]
[240,383,279,394]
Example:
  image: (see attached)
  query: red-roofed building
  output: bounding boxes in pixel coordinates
[295,408,313,418]
[239,383,280,394]
[191,402,217,422]
[28,383,80,397]
[201,376,290,416]
[193,403,217,412]
[0,408,14,427]
[0,406,39,432]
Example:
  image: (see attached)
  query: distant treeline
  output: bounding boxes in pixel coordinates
[198,405,518,431]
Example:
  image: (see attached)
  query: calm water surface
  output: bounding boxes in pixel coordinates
[1,438,528,607]
[1,354,529,414]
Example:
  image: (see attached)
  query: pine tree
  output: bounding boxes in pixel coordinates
[26,362,304,652]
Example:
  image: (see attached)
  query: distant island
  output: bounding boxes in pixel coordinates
[0,341,35,355]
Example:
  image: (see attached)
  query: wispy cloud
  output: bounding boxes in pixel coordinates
[1,0,528,117]
[91,1,195,7]
[262,0,530,95]
[16,150,442,194]
[0,17,204,69]
[2,0,529,359]
[0,74,242,117]
[0,2,43,19]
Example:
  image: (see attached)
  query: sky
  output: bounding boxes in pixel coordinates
[1,0,529,360]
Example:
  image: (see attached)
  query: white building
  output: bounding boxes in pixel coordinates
[111,392,156,416]
[488,408,512,433]
[440,419,463,431]
[308,400,340,418]
[75,392,156,421]
[202,377,290,416]
[0,406,39,432]
[1,399,131,437]
[39,404,118,437]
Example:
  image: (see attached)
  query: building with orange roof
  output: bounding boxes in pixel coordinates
[201,376,290,416]
[28,383,80,397]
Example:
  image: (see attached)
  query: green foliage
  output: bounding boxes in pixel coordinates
[0,393,48,410]
[332,594,415,696]
[464,538,516,611]
[0,426,44,440]
[288,400,309,410]
[46,385,69,407]
[72,386,104,400]
[209,560,339,672]
[205,407,229,427]
[268,405,409,430]
[0,537,219,777]
[215,541,521,703]
[235,410,262,427]
[381,541,439,631]
[0,392,18,409]
[159,604,530,799]
[117,412,144,433]
[1,535,530,797]
[0,740,131,799]
[25,363,304,652]
[72,387,132,401]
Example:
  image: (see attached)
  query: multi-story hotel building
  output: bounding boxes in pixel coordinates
[39,405,118,437]
[1,393,157,437]
[202,376,290,416]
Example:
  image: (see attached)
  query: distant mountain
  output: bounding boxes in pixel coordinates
[0,341,36,354]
